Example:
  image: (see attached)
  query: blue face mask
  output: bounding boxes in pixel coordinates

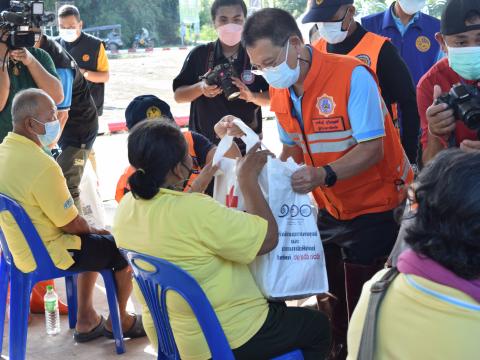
[257,41,300,89]
[447,46,480,81]
[31,117,61,148]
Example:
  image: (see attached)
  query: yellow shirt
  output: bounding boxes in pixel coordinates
[96,43,109,72]
[0,133,80,273]
[348,269,480,360]
[113,189,269,360]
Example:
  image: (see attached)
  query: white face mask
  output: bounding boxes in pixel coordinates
[316,20,349,44]
[59,28,79,43]
[398,0,426,15]
[257,41,300,89]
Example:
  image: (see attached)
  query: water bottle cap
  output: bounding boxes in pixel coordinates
[46,285,53,291]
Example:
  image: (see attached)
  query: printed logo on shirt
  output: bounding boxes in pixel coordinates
[73,159,85,167]
[241,69,255,85]
[355,54,372,67]
[146,106,161,119]
[312,117,345,133]
[415,36,431,53]
[64,197,74,210]
[316,0,324,4]
[316,94,336,116]
[82,54,90,62]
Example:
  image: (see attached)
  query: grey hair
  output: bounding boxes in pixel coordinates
[11,88,53,124]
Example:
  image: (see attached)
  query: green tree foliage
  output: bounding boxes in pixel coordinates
[45,0,179,46]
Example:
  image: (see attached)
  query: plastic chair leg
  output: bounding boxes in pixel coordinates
[65,274,78,329]
[101,270,125,354]
[0,254,8,355]
[9,275,32,360]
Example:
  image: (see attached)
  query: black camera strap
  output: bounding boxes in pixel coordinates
[205,41,248,74]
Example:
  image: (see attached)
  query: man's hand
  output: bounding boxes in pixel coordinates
[237,142,272,182]
[189,162,218,193]
[231,76,255,102]
[291,166,325,194]
[460,139,480,153]
[214,115,245,139]
[9,48,33,66]
[426,85,456,138]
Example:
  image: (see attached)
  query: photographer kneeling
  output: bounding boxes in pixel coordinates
[418,0,480,164]
[113,119,331,360]
[347,149,480,359]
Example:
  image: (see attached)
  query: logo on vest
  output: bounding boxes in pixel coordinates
[415,36,431,53]
[356,54,372,67]
[82,54,90,62]
[316,94,336,116]
[241,69,255,85]
[146,106,162,119]
[316,0,324,4]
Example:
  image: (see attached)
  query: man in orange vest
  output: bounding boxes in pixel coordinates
[303,0,420,166]
[243,8,413,359]
[115,95,240,202]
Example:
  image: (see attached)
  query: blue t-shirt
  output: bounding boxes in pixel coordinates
[56,68,74,110]
[277,66,385,146]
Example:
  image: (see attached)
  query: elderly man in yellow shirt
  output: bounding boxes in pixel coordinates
[0,89,145,342]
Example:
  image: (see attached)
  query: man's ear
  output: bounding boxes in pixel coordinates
[435,32,448,54]
[171,162,183,180]
[79,20,83,30]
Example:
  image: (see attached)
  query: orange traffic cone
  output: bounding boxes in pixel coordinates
[30,280,69,315]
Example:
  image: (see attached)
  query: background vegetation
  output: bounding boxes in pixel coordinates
[42,0,447,47]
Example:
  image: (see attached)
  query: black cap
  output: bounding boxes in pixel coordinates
[302,0,353,23]
[125,95,174,130]
[441,0,480,36]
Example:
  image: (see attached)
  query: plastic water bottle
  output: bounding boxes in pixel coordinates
[44,285,60,335]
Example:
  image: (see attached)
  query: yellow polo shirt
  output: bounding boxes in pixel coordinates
[113,189,269,360]
[348,269,480,360]
[0,133,80,273]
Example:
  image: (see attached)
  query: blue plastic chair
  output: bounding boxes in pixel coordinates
[122,249,304,360]
[0,193,126,360]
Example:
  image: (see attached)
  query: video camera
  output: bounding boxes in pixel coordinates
[0,1,55,49]
[436,84,480,137]
[202,63,241,101]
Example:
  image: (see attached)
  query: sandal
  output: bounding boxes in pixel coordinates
[104,314,146,339]
[73,316,106,343]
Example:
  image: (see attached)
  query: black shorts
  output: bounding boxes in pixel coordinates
[68,234,128,272]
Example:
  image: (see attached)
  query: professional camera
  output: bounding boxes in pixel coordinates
[436,84,480,134]
[203,63,241,101]
[0,1,55,49]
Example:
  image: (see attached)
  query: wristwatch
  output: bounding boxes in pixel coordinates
[83,71,90,79]
[322,165,337,187]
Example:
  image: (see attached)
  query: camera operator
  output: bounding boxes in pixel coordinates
[419,0,480,164]
[173,0,269,154]
[33,29,98,213]
[0,32,63,142]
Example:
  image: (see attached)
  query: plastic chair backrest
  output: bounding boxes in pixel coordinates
[122,249,235,360]
[0,193,57,274]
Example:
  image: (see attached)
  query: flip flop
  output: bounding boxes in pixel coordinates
[104,314,146,339]
[73,316,106,343]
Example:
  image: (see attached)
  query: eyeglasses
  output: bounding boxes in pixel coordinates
[251,38,290,75]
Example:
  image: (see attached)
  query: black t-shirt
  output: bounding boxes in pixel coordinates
[173,41,269,152]
[41,36,98,149]
[191,131,215,167]
[325,23,419,164]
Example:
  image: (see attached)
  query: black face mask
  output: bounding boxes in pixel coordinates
[168,162,194,191]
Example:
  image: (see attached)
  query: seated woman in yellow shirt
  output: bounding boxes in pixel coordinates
[113,119,331,360]
[348,149,480,360]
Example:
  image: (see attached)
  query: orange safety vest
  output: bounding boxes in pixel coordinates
[271,49,413,220]
[314,32,399,126]
[115,131,200,202]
